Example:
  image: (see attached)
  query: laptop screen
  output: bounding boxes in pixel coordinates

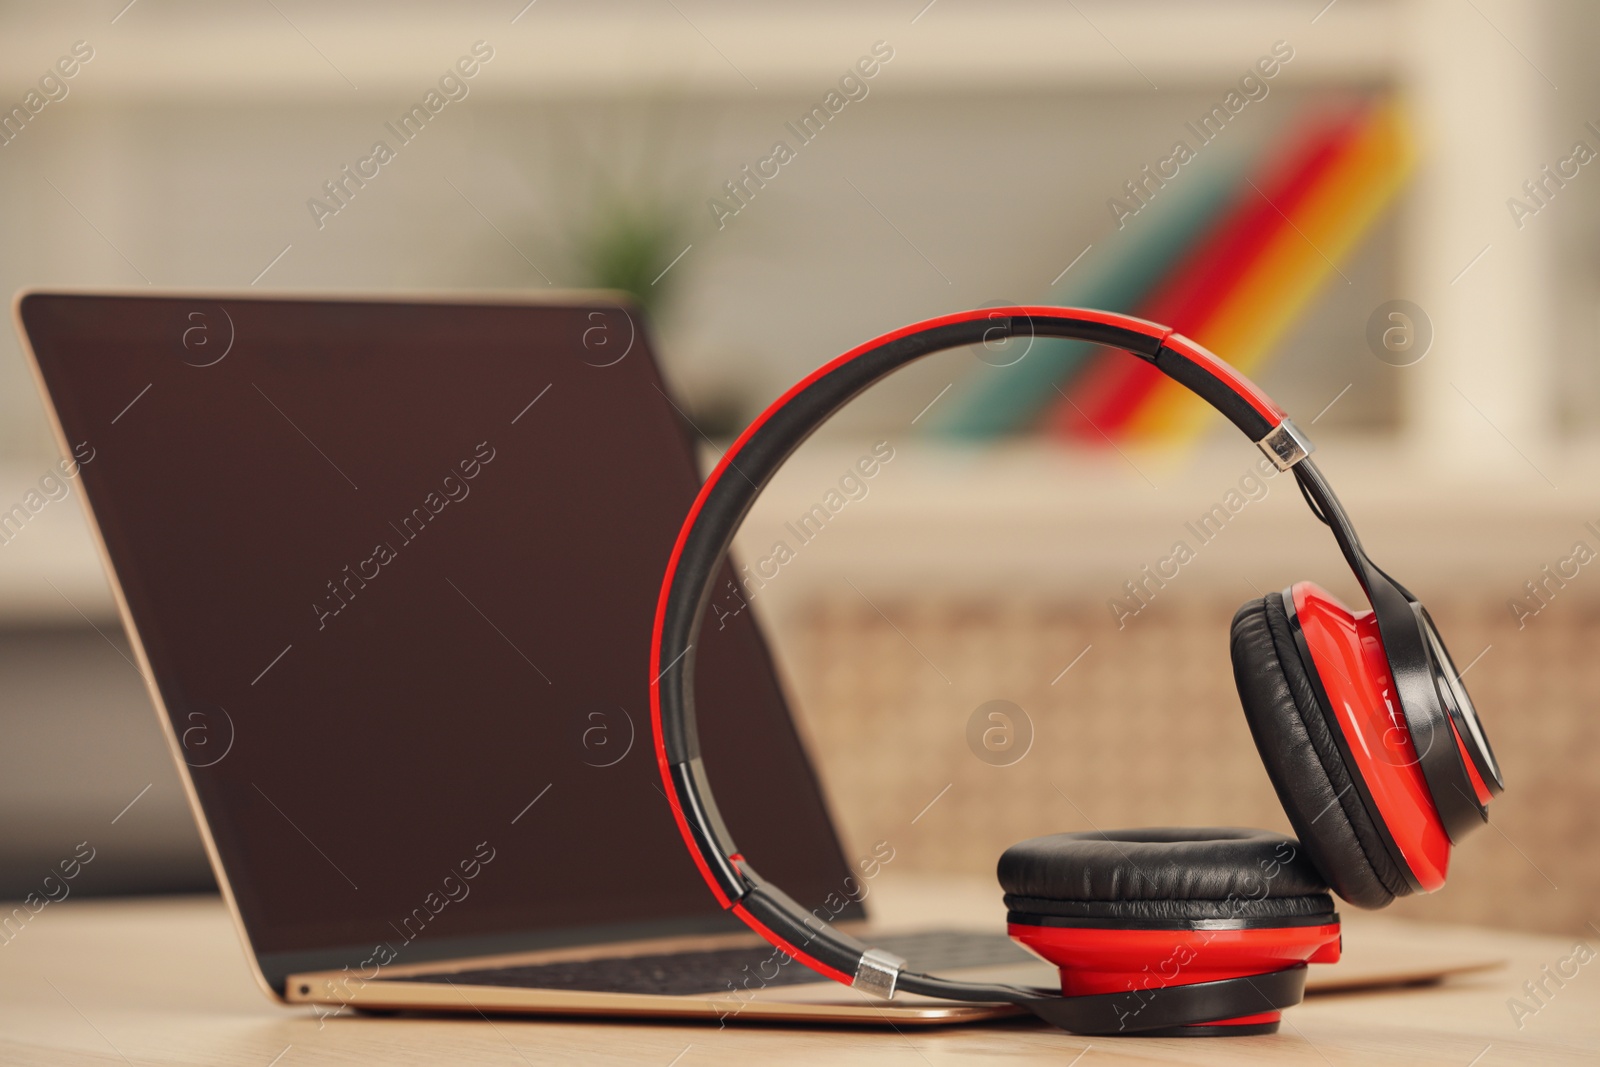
[18,293,861,989]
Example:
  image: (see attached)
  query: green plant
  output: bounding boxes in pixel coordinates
[571,195,689,321]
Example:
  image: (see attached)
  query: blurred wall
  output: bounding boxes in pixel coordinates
[0,0,1425,460]
[781,585,1596,936]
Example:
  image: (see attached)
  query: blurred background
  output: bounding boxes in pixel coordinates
[2,0,1597,936]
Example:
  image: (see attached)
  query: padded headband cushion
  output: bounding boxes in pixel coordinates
[998,827,1334,924]
[1231,593,1410,909]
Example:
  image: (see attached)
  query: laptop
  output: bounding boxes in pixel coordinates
[12,290,1046,1026]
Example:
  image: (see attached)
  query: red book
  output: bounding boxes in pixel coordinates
[1051,105,1369,441]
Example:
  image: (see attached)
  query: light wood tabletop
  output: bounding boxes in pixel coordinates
[2,875,1596,1066]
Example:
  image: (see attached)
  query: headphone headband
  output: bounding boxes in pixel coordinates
[648,307,1487,1030]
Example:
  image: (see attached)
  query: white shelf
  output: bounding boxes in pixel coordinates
[0,1,1398,100]
[731,437,1600,612]
[6,436,1588,625]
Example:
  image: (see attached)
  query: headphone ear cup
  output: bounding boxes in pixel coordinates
[1230,592,1409,908]
[998,827,1333,923]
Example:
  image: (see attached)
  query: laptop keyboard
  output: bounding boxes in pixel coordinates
[394,930,1035,998]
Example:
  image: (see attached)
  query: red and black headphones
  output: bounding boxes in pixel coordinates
[649,308,1503,1036]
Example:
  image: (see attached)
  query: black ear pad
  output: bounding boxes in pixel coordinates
[1231,594,1409,909]
[998,827,1334,924]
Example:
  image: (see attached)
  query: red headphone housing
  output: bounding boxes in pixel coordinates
[1009,921,1342,1035]
[1289,581,1485,891]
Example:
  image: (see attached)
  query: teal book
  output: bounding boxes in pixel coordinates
[933,168,1240,440]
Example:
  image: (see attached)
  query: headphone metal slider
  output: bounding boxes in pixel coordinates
[852,947,907,999]
[1257,419,1314,471]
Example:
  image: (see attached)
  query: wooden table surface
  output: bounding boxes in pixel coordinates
[2,876,1596,1066]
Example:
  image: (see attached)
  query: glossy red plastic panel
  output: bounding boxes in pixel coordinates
[1010,921,1341,1029]
[1290,582,1450,891]
[1452,721,1494,805]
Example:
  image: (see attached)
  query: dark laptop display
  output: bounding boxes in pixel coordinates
[19,293,860,989]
